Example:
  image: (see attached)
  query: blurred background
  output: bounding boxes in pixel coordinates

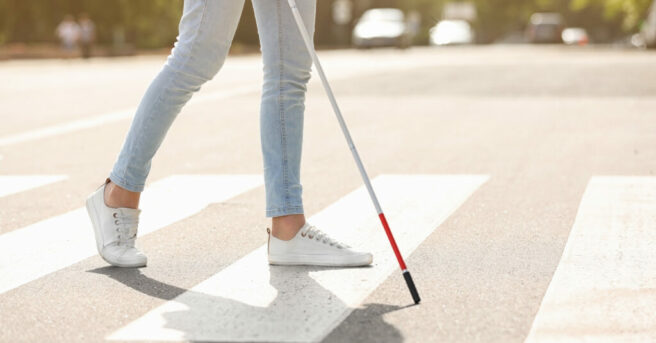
[0,0,655,60]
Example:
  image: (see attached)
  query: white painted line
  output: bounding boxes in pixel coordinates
[0,86,258,147]
[0,109,132,147]
[525,177,656,342]
[189,85,259,107]
[108,174,489,342]
[0,174,262,295]
[0,55,446,149]
[0,175,68,198]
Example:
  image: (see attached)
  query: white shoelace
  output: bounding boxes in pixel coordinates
[112,212,139,247]
[299,224,349,249]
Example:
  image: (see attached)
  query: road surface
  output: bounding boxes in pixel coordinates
[1,45,655,342]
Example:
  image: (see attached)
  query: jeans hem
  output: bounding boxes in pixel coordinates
[108,172,145,193]
[266,206,304,218]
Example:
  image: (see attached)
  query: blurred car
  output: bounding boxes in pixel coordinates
[352,8,410,48]
[561,27,589,45]
[641,0,656,48]
[429,20,475,46]
[526,12,565,43]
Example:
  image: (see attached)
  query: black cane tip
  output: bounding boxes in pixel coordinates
[403,270,421,305]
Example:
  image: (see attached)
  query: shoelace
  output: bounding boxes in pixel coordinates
[112,212,139,247]
[299,225,349,249]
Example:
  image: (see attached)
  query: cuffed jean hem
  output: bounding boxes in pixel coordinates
[266,206,304,218]
[107,171,145,193]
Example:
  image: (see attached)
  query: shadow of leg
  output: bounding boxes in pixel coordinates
[87,266,188,301]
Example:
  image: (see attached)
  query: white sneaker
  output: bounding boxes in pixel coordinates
[267,222,373,267]
[85,178,147,268]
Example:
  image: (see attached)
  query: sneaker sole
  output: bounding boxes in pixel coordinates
[268,253,373,267]
[85,190,146,268]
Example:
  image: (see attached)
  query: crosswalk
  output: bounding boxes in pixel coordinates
[525,177,656,342]
[0,175,262,295]
[1,171,654,341]
[107,175,488,342]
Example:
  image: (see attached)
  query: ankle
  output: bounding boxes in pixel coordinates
[104,180,140,209]
[271,214,306,241]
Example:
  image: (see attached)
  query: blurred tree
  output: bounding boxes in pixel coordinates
[0,0,183,48]
[0,0,651,49]
[570,0,653,30]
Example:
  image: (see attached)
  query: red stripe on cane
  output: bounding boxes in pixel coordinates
[378,213,407,271]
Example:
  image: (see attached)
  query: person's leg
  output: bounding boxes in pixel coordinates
[106,0,245,209]
[253,0,316,240]
[253,0,372,267]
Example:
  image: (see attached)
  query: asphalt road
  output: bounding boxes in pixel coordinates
[1,45,655,342]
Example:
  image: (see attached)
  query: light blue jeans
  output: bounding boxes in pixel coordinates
[109,0,316,217]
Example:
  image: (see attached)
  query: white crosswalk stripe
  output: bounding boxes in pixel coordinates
[0,175,262,295]
[0,175,68,198]
[107,174,489,342]
[525,176,656,342]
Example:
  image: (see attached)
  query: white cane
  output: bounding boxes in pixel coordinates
[286,0,420,304]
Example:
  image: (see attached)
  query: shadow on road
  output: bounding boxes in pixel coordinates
[89,266,187,300]
[88,264,407,342]
[321,303,413,343]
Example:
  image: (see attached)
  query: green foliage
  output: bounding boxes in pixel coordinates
[570,0,653,30]
[0,0,183,48]
[0,0,652,48]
